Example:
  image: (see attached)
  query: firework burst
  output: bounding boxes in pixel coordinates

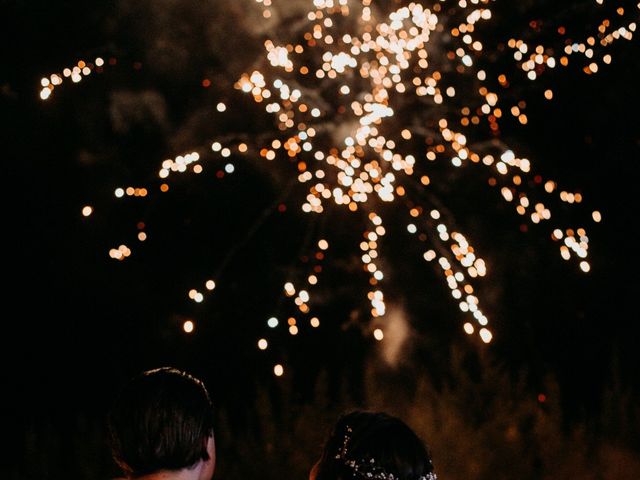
[39,0,638,373]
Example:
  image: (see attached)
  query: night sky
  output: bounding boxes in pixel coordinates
[3,1,640,478]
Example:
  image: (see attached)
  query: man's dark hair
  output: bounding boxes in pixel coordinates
[107,367,214,477]
[314,410,436,480]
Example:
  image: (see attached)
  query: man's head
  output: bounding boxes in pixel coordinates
[107,367,215,479]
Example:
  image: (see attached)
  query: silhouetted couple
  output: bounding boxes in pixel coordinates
[107,367,437,480]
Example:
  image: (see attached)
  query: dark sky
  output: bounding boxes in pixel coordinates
[3,0,640,448]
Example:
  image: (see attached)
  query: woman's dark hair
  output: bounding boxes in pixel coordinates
[107,367,214,477]
[314,410,436,480]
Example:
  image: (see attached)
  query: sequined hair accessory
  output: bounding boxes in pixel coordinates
[335,425,437,480]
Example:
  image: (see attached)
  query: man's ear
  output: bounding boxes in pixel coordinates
[203,433,215,458]
[198,435,216,480]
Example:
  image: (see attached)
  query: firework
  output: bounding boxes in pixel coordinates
[39,0,638,374]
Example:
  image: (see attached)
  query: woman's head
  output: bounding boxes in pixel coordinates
[311,410,436,480]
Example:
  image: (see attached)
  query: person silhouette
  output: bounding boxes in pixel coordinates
[107,366,216,480]
[309,410,437,480]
